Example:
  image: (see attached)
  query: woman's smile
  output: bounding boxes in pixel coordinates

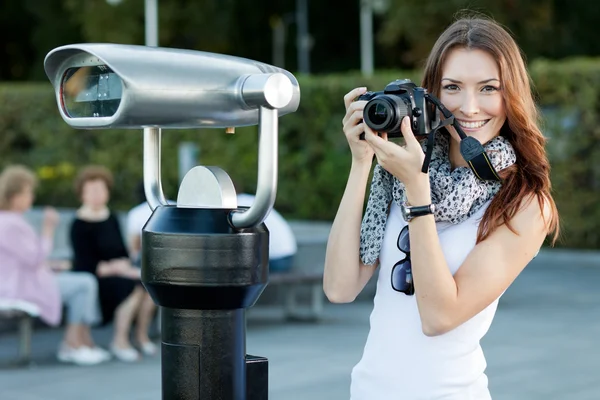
[456,119,491,131]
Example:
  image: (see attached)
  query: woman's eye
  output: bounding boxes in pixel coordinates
[442,84,459,91]
[481,85,500,93]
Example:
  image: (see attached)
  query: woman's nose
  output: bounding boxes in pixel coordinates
[459,92,480,117]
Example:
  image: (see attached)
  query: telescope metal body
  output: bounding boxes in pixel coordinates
[44,43,301,399]
[44,43,299,129]
[44,43,299,230]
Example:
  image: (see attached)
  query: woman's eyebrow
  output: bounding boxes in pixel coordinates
[441,78,500,84]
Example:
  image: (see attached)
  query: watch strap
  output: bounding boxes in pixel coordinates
[402,203,435,221]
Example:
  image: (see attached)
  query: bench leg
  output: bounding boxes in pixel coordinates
[282,283,323,322]
[283,284,297,320]
[310,283,324,320]
[18,316,33,366]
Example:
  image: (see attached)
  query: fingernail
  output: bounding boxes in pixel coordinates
[360,87,367,92]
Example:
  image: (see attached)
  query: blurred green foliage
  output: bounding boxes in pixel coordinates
[3,0,600,80]
[1,58,599,248]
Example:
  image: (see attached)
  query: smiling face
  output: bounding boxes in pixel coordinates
[439,47,506,146]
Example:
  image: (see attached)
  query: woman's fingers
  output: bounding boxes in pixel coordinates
[344,122,366,141]
[400,116,420,150]
[343,109,365,132]
[363,125,390,150]
[343,87,368,110]
[342,100,367,126]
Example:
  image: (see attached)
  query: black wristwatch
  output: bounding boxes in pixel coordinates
[401,202,435,222]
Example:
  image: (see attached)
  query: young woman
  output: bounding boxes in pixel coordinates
[70,165,156,362]
[324,16,559,399]
[0,165,109,365]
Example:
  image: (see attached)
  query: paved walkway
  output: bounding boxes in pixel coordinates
[0,252,599,399]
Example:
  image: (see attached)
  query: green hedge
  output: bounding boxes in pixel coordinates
[1,59,599,248]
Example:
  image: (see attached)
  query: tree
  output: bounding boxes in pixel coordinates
[2,0,600,80]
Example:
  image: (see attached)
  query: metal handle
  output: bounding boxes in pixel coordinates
[230,106,278,229]
[144,127,168,210]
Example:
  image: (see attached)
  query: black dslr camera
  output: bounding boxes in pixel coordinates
[355,79,502,182]
[358,79,438,139]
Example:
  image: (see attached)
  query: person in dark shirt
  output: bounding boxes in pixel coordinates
[70,166,151,362]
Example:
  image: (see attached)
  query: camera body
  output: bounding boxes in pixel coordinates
[358,79,436,138]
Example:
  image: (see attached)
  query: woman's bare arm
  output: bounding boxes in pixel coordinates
[324,161,378,303]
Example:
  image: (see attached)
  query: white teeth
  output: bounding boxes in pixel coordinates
[458,120,488,129]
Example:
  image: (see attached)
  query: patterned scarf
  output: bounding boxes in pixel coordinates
[359,132,517,265]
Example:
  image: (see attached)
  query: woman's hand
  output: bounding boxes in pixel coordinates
[97,258,140,279]
[41,207,60,239]
[364,116,432,205]
[96,261,114,277]
[342,87,377,165]
[97,259,129,277]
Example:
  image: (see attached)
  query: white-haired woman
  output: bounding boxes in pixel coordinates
[0,165,109,365]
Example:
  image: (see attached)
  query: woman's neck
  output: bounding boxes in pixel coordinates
[77,205,110,221]
[448,138,468,170]
[6,206,25,214]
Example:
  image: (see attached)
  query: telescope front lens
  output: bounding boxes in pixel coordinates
[61,65,122,119]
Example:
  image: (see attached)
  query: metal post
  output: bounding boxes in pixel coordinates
[296,0,310,74]
[178,142,199,183]
[360,0,374,77]
[144,0,160,208]
[145,0,159,47]
[143,128,168,210]
[271,16,286,68]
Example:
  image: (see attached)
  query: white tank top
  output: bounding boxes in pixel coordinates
[350,201,498,400]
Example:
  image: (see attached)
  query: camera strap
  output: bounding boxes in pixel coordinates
[424,95,501,181]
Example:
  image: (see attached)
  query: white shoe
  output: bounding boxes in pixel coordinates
[57,344,105,366]
[110,344,140,362]
[89,346,112,362]
[138,341,158,356]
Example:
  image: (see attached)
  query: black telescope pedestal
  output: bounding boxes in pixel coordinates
[142,206,269,400]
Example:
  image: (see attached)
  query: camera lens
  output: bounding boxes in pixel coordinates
[363,95,412,135]
[364,97,396,131]
[368,103,389,126]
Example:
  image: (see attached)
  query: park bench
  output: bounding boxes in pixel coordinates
[0,299,39,367]
[267,270,324,321]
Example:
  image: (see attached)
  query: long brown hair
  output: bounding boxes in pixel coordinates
[421,16,559,244]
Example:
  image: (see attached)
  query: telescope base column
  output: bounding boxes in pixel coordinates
[161,307,247,400]
[246,355,268,400]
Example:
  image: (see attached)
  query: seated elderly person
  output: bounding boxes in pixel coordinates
[0,165,109,365]
[70,166,153,362]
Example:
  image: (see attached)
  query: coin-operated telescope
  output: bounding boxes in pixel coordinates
[45,43,300,400]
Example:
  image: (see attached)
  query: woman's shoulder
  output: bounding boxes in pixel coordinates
[0,210,22,222]
[516,193,553,223]
[503,193,554,240]
[0,211,30,232]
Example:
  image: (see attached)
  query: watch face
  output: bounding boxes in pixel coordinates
[401,205,411,221]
